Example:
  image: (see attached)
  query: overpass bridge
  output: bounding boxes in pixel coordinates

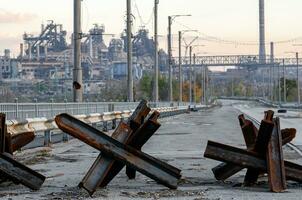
[173,55,302,68]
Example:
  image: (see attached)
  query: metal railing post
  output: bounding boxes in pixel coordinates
[14,98,19,119]
[44,130,51,146]
[63,98,69,142]
[50,98,54,118]
[34,98,38,118]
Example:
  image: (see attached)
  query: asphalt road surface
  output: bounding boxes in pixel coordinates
[1,103,302,200]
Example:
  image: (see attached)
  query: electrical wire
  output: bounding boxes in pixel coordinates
[133,0,154,27]
[175,20,302,46]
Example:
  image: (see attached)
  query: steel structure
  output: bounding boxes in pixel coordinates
[23,21,68,60]
[174,55,302,68]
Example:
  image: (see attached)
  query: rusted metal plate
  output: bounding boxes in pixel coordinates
[266,118,286,192]
[0,153,45,190]
[56,114,179,192]
[204,140,302,183]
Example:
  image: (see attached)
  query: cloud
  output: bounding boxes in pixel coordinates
[0,9,37,24]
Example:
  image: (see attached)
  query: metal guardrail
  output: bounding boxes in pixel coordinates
[218,96,302,110]
[7,105,201,135]
[0,101,190,121]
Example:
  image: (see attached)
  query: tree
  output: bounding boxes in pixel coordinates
[280,78,298,102]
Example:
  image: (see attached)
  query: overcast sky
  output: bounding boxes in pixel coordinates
[1,0,302,57]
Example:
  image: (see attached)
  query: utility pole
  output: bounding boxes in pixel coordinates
[178,31,182,102]
[205,67,208,104]
[168,16,173,102]
[73,0,83,102]
[153,0,159,103]
[283,59,286,103]
[270,42,274,101]
[193,53,196,103]
[278,63,281,104]
[127,0,133,102]
[203,66,206,103]
[231,71,234,97]
[189,46,192,103]
[296,52,300,105]
[167,14,191,102]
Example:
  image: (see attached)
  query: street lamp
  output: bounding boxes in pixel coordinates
[167,14,191,102]
[178,30,198,103]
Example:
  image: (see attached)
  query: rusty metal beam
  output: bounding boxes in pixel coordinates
[204,140,302,183]
[267,118,286,192]
[11,132,35,153]
[212,128,295,181]
[0,153,45,190]
[244,115,274,185]
[78,100,151,195]
[238,115,258,148]
[0,113,45,190]
[55,114,179,191]
[212,115,258,180]
[125,111,181,180]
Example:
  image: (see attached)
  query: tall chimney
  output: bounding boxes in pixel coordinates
[259,0,266,63]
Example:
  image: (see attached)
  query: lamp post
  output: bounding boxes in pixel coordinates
[153,0,159,103]
[168,14,191,102]
[178,30,197,103]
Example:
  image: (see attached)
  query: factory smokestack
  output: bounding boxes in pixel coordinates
[259,0,266,63]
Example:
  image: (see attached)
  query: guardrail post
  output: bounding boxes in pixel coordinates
[50,98,54,118]
[44,130,51,146]
[103,121,108,132]
[108,104,115,129]
[63,98,69,142]
[85,99,89,114]
[14,98,19,119]
[34,98,38,118]
[77,102,80,115]
[112,118,117,129]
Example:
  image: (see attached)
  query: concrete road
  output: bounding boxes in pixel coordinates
[1,104,302,199]
[230,99,302,146]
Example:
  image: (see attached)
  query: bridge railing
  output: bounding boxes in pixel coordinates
[0,101,190,121]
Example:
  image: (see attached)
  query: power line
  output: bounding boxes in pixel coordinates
[133,0,154,27]
[175,20,302,46]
